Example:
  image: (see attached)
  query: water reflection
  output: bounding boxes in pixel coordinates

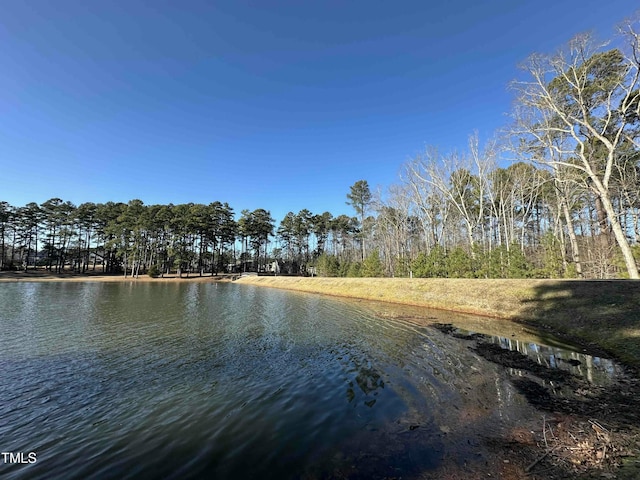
[0,282,626,479]
[443,325,623,384]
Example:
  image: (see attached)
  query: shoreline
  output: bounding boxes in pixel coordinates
[235,276,640,371]
[4,271,640,476]
[0,270,238,283]
[233,277,640,476]
[3,271,639,369]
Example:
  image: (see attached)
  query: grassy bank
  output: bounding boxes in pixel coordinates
[237,276,640,370]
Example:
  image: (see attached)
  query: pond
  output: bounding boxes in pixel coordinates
[0,282,623,479]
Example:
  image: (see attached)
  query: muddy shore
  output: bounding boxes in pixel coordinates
[428,322,640,479]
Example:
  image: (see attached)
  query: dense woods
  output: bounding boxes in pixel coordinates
[2,23,640,279]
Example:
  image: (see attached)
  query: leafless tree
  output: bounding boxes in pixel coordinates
[511,24,640,278]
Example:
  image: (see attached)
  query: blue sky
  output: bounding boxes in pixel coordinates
[1,0,635,223]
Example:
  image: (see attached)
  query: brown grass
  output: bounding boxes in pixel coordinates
[237,276,640,370]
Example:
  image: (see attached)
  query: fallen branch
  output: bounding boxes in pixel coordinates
[525,448,554,473]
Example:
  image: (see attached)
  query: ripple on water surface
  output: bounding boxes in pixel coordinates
[0,282,622,479]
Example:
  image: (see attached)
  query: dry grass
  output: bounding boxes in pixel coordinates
[237,276,640,370]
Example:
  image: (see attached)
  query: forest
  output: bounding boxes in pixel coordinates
[2,25,640,280]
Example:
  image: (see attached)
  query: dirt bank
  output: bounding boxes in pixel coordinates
[430,322,640,479]
[236,276,640,371]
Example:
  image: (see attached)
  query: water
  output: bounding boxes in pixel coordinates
[0,282,622,479]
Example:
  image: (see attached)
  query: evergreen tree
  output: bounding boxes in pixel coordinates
[361,249,384,277]
[346,180,372,260]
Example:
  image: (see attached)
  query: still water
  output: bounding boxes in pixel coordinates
[0,282,621,479]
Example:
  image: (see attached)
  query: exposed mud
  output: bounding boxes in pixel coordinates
[432,323,640,479]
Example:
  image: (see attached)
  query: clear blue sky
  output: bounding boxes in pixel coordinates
[1,0,635,223]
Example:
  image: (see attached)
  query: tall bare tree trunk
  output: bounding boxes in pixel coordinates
[561,199,583,277]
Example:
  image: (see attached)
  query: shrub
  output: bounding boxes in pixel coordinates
[506,244,534,278]
[361,250,384,277]
[392,255,410,277]
[346,261,362,277]
[316,254,340,277]
[445,247,474,278]
[540,232,564,278]
[411,245,447,277]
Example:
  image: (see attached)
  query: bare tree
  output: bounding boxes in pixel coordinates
[401,152,449,250]
[511,25,640,278]
[373,184,418,276]
[404,133,494,253]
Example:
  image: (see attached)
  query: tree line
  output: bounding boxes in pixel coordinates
[2,19,640,279]
[0,199,241,277]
